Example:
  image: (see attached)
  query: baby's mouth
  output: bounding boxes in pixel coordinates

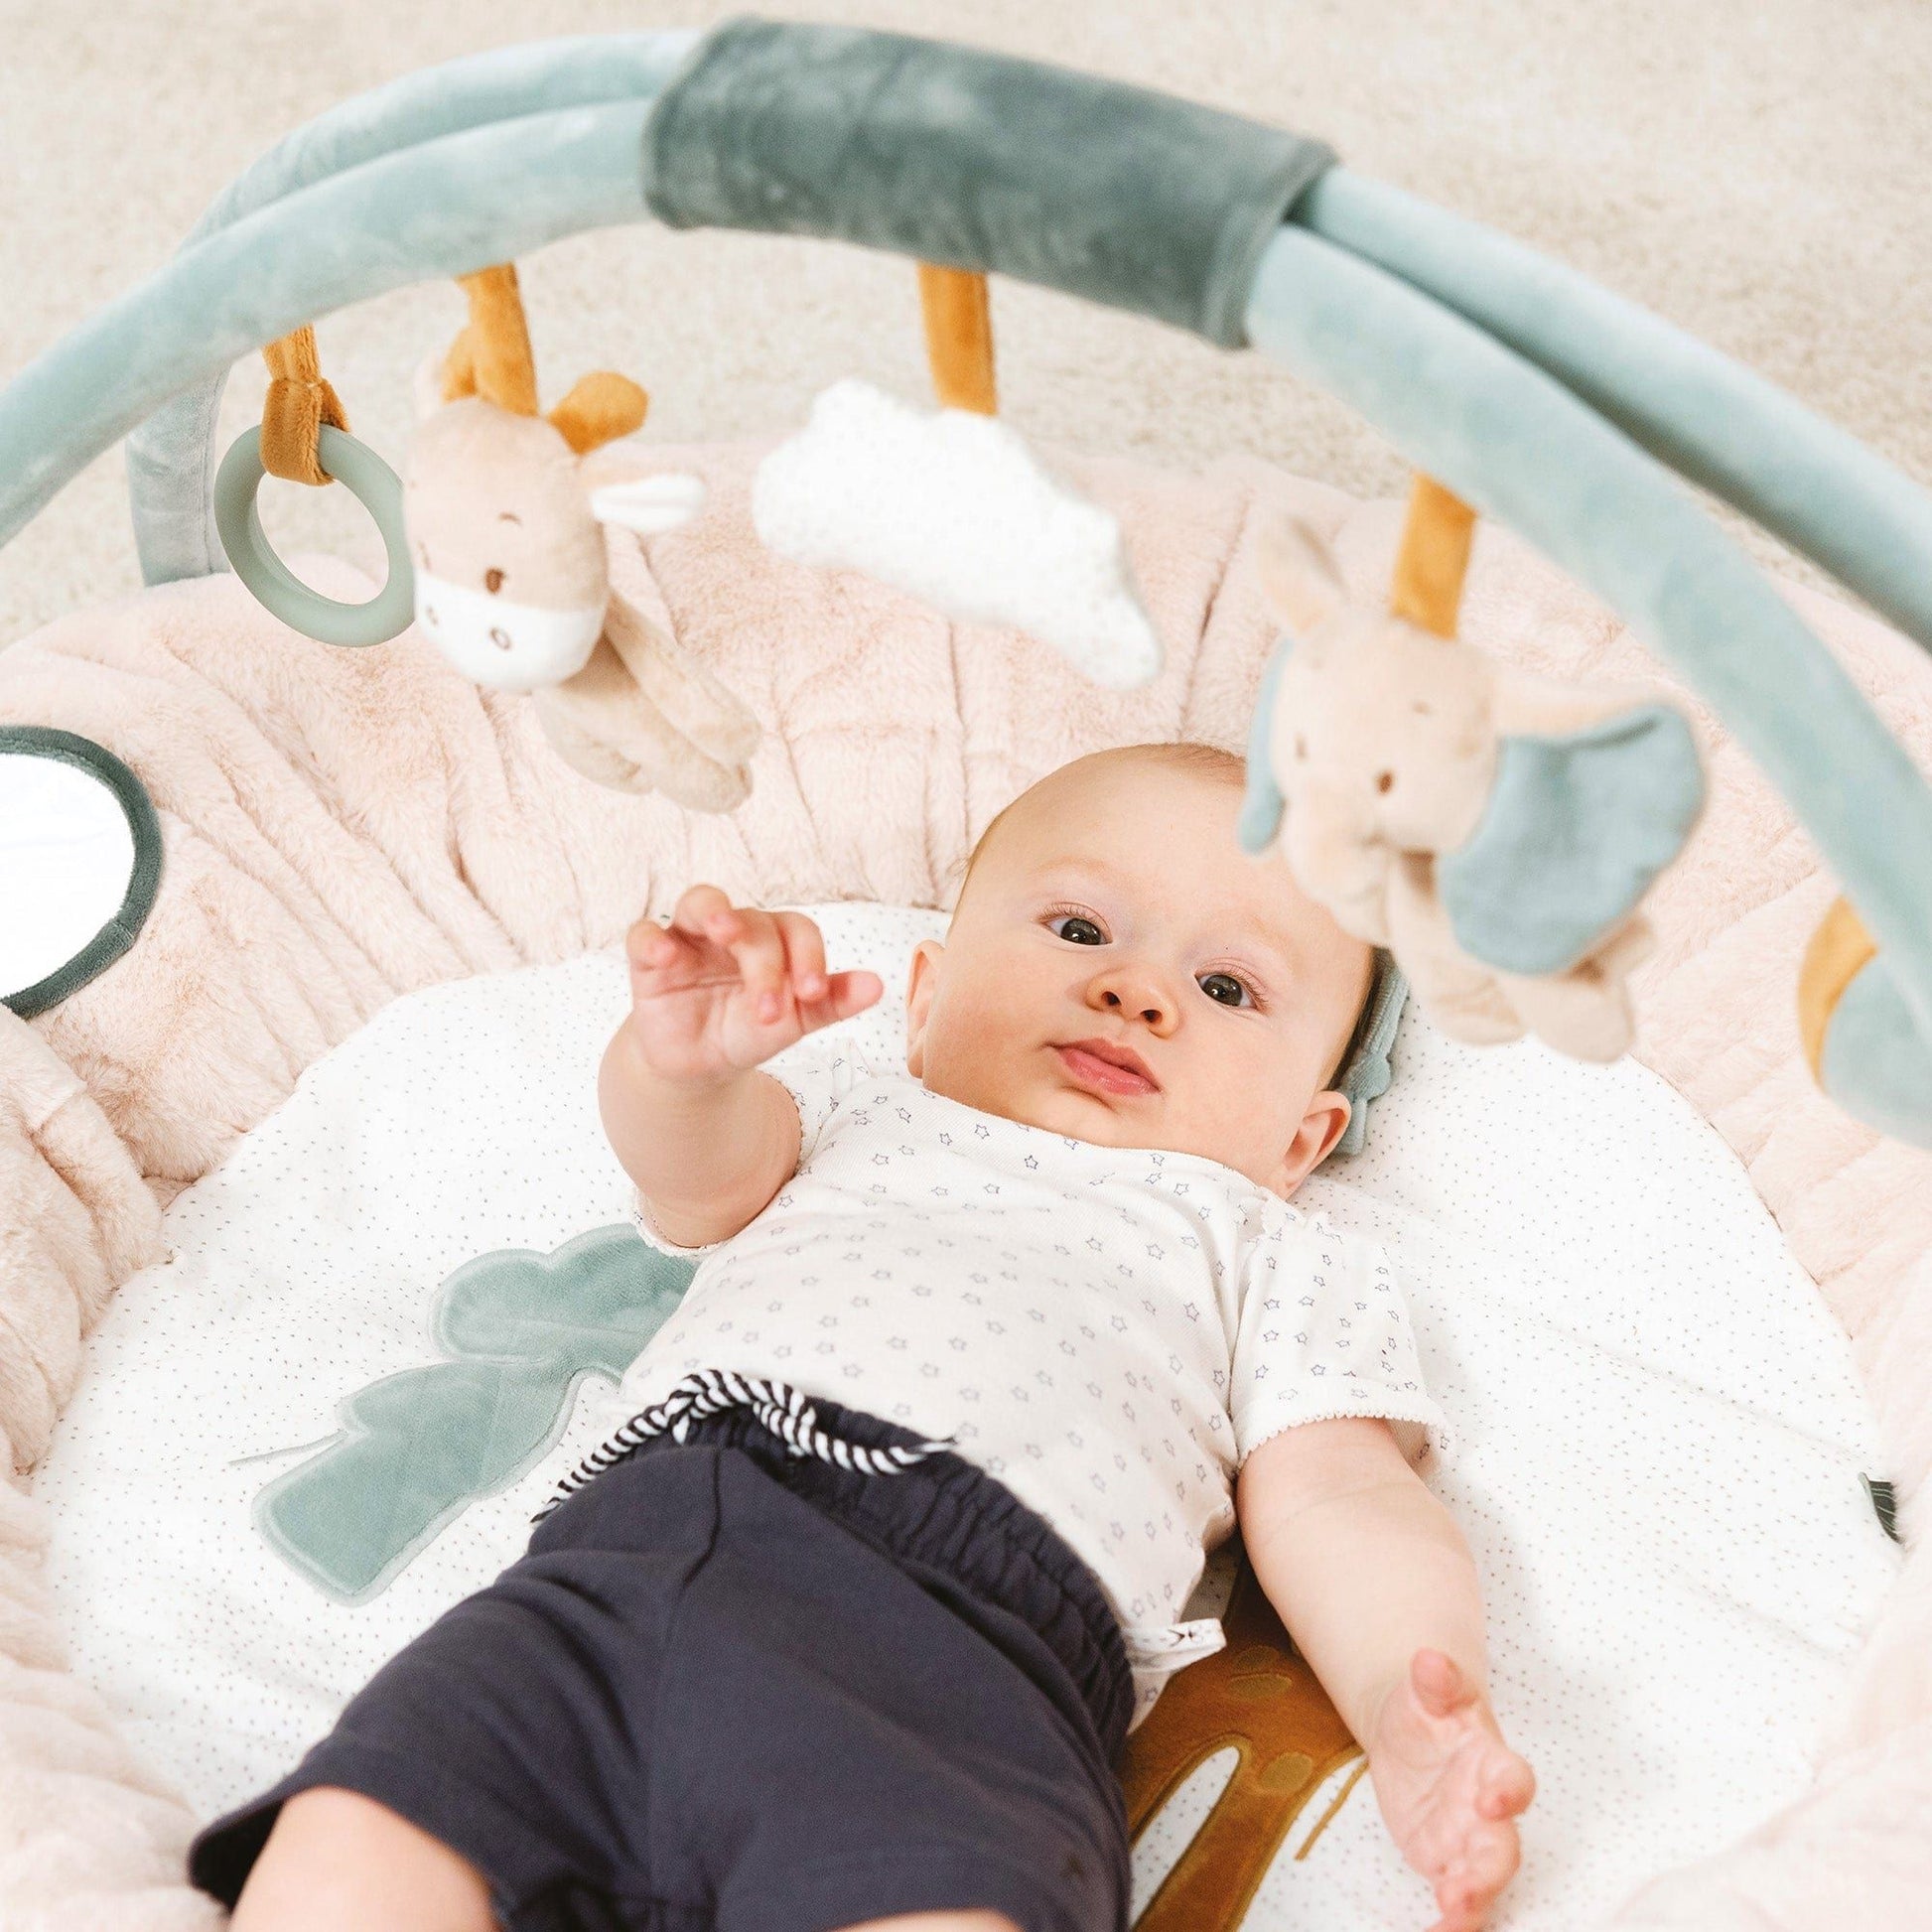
[1054,1038,1161,1098]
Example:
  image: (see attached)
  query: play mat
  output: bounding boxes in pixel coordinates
[1,19,1931,1932]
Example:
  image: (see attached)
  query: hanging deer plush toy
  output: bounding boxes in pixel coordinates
[404,265,759,811]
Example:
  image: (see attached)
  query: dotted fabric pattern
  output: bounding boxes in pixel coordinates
[30,904,1900,1928]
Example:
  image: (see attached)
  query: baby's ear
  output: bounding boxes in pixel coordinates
[903,940,944,1077]
[1276,1088,1353,1196]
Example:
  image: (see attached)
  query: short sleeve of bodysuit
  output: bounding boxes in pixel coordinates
[629,1040,874,1257]
[1229,1210,1449,1468]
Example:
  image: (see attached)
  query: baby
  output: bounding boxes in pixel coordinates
[193,743,1534,1932]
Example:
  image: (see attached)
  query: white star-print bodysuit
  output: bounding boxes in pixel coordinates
[610,1045,1448,1720]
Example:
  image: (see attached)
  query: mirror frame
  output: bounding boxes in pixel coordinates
[0,725,162,1020]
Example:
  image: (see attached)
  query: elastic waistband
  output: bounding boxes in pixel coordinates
[541,1385,1134,1754]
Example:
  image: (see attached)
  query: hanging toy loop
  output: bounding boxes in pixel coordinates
[213,323,415,647]
[259,325,350,486]
[441,264,542,416]
[917,263,998,415]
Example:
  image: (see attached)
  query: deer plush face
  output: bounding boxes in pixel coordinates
[406,400,703,693]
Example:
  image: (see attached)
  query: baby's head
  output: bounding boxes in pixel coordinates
[905,745,1376,1196]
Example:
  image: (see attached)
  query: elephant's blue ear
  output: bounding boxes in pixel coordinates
[1238,637,1294,854]
[1439,704,1704,976]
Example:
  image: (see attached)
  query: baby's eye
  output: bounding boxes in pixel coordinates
[1048,914,1107,946]
[1197,972,1253,1009]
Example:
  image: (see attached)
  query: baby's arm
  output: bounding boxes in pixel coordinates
[602,885,882,1249]
[1237,1417,1534,1932]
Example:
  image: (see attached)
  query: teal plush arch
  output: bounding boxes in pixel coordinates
[124,31,702,585]
[0,15,1926,1140]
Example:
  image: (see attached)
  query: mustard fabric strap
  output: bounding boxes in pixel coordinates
[1798,896,1877,1079]
[917,263,998,415]
[258,325,348,486]
[446,263,541,416]
[1390,472,1477,636]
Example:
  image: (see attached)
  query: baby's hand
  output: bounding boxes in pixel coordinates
[622,886,883,1086]
[1365,1650,1535,1932]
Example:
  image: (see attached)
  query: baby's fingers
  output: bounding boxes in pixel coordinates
[774,912,830,1005]
[625,910,717,997]
[625,915,683,975]
[1411,1649,1473,1721]
[1425,1823,1520,1932]
[1478,1751,1536,1821]
[815,969,884,1028]
[793,968,882,1035]
[668,883,735,940]
[704,905,788,1021]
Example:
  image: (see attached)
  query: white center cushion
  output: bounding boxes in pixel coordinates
[32,903,1898,1927]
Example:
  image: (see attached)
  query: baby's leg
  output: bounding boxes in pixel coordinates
[229,1788,494,1932]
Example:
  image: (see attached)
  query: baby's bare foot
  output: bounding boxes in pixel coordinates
[1365,1649,1535,1932]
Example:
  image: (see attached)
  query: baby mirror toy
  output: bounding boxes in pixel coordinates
[0,726,161,1020]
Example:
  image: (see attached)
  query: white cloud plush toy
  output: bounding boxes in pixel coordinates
[752,378,1164,691]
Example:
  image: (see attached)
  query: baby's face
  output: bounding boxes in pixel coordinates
[905,754,1374,1195]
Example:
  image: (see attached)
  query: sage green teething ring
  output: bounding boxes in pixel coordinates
[213,423,415,646]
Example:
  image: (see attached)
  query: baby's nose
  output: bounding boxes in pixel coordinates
[1087,967,1175,1032]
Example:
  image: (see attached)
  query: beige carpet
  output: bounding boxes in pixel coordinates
[0,0,1927,645]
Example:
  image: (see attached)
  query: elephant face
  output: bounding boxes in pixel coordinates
[1272,612,1499,863]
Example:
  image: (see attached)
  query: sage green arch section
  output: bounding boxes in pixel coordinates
[0,96,666,563]
[1821,960,1932,1149]
[125,29,701,586]
[1296,170,1932,663]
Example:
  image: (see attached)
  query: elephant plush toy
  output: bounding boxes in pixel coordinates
[404,265,759,811]
[1242,515,1706,1061]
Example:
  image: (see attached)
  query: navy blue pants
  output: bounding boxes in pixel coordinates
[190,1398,1134,1932]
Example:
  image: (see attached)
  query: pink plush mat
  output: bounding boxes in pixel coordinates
[1,445,1927,1928]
